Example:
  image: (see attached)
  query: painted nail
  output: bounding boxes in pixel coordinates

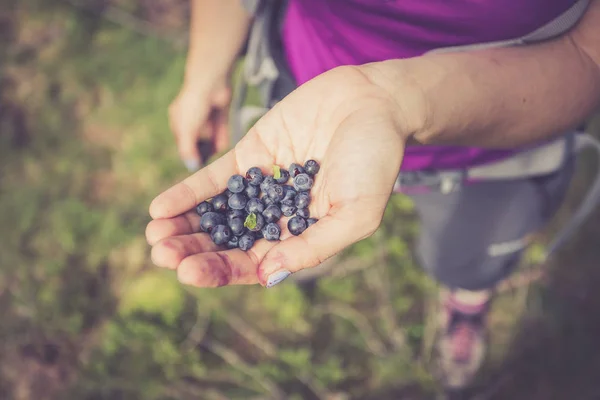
[265,270,291,288]
[184,159,201,172]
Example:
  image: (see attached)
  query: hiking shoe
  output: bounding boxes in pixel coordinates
[434,290,491,390]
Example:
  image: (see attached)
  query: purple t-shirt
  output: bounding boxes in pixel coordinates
[281,0,577,171]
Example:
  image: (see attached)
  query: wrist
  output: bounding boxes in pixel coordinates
[357,60,431,143]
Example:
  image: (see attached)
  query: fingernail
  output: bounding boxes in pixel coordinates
[183,159,200,172]
[265,270,291,288]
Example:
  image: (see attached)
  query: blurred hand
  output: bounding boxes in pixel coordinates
[148,66,413,288]
[168,80,231,171]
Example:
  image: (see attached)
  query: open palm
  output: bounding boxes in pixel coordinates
[146,66,406,288]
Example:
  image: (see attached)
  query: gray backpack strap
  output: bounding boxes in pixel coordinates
[543,133,600,260]
[238,0,261,15]
[231,0,288,144]
[427,0,590,55]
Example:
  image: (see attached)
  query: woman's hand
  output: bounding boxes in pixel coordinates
[168,80,231,171]
[148,65,416,288]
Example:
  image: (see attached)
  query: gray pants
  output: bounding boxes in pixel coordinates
[404,158,575,291]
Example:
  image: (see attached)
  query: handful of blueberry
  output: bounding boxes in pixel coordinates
[195,160,320,251]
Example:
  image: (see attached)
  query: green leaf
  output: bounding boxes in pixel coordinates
[273,165,281,180]
[244,212,257,229]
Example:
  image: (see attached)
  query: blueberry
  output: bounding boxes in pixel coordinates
[306,218,318,227]
[246,167,264,186]
[227,236,240,249]
[260,176,275,193]
[267,184,285,202]
[262,204,283,223]
[262,196,275,207]
[275,168,290,184]
[289,163,305,178]
[211,225,232,245]
[304,159,320,176]
[228,216,246,236]
[196,201,213,216]
[296,207,310,219]
[227,209,245,223]
[245,184,260,198]
[200,212,226,233]
[212,193,229,212]
[283,186,297,202]
[227,174,246,193]
[253,229,264,239]
[224,189,234,198]
[228,193,248,210]
[293,173,313,192]
[246,197,265,214]
[238,233,255,251]
[295,192,311,209]
[288,216,307,236]
[246,212,265,232]
[280,199,297,217]
[262,222,281,241]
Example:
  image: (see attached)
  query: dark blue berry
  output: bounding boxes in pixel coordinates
[227,174,246,193]
[228,217,246,236]
[211,225,232,245]
[246,198,265,214]
[293,173,313,192]
[275,168,290,184]
[288,216,307,236]
[280,199,297,217]
[196,201,213,216]
[262,204,282,223]
[212,193,229,212]
[283,186,297,202]
[238,233,255,251]
[253,230,264,239]
[224,189,234,198]
[245,184,260,198]
[304,159,320,176]
[228,193,248,210]
[262,196,275,207]
[247,213,265,232]
[297,207,310,219]
[260,176,275,193]
[289,163,305,177]
[295,192,310,209]
[262,222,281,241]
[306,218,318,227]
[227,209,245,223]
[267,184,285,202]
[227,236,239,249]
[200,212,226,233]
[246,167,264,186]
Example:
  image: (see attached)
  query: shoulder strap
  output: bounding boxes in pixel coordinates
[427,0,590,55]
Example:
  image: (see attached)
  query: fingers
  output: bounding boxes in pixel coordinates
[178,130,203,172]
[257,204,381,288]
[151,233,220,269]
[149,149,238,219]
[177,250,260,287]
[153,234,276,287]
[145,211,201,245]
[168,96,208,171]
[213,107,230,153]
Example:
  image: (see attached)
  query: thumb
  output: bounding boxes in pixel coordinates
[257,207,379,288]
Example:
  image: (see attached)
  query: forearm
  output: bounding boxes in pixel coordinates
[184,0,252,88]
[365,1,600,148]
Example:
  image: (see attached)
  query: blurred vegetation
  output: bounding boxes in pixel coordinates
[2,1,600,399]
